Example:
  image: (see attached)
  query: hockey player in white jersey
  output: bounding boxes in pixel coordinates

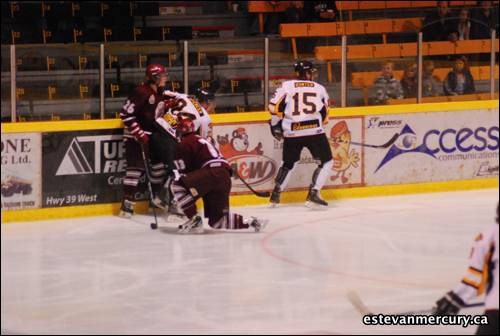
[268,60,333,208]
[162,88,214,139]
[433,202,499,335]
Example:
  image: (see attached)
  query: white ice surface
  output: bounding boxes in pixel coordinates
[2,189,498,335]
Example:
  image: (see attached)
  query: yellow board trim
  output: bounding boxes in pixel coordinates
[3,178,497,223]
[1,119,123,133]
[2,100,498,133]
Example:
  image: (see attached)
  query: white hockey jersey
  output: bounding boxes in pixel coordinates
[268,80,329,138]
[163,91,212,139]
[454,223,499,310]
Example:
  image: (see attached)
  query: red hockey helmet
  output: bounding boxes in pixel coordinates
[176,117,195,137]
[145,64,167,83]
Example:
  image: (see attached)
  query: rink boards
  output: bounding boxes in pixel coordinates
[1,100,498,222]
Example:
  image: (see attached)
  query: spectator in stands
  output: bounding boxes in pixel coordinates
[284,1,306,23]
[401,63,418,98]
[370,62,404,105]
[470,1,499,39]
[422,60,442,97]
[443,56,475,96]
[249,1,282,35]
[450,8,471,41]
[304,1,338,22]
[422,1,458,41]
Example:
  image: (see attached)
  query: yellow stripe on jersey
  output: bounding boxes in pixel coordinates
[468,266,483,277]
[462,278,480,289]
[273,96,285,118]
[477,251,493,295]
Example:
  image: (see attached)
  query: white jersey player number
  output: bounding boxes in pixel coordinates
[292,92,317,115]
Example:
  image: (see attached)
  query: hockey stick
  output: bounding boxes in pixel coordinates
[233,171,271,198]
[348,133,399,149]
[140,144,159,230]
[347,290,483,316]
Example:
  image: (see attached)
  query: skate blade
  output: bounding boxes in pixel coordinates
[305,201,328,210]
[255,219,269,232]
[118,211,133,218]
[269,202,280,208]
[177,227,204,234]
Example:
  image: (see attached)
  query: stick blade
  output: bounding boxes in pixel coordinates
[346,290,373,315]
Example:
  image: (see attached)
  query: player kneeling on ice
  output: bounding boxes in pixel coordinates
[432,202,498,335]
[169,117,268,234]
[153,88,216,213]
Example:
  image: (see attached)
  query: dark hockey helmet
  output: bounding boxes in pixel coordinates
[194,87,215,103]
[145,64,167,83]
[177,116,195,137]
[294,60,315,78]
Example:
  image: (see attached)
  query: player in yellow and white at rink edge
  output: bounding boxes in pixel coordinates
[433,202,499,335]
[268,60,333,208]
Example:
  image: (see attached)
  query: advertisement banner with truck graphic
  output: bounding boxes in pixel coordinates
[1,133,42,210]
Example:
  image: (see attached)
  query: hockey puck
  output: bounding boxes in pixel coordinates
[150,223,158,230]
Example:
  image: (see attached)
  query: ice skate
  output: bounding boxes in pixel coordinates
[177,215,204,234]
[118,199,135,218]
[247,217,269,232]
[269,187,281,208]
[305,188,328,209]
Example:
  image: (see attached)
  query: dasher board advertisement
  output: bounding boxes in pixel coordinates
[42,130,147,207]
[1,133,42,210]
[212,117,364,194]
[364,109,499,185]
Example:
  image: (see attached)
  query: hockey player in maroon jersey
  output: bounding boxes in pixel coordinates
[170,117,268,233]
[119,63,176,217]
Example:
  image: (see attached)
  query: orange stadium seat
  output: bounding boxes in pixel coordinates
[386,1,412,9]
[358,1,386,10]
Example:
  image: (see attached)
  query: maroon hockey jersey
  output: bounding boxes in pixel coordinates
[175,133,230,174]
[120,84,162,139]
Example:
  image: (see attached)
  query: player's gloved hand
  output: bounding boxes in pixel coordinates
[269,120,283,141]
[164,97,179,110]
[172,169,184,182]
[135,130,149,145]
[432,291,465,315]
[162,89,177,99]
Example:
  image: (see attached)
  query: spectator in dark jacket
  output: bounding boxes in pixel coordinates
[443,56,475,95]
[422,1,458,41]
[470,1,499,39]
[449,8,471,41]
[304,1,338,22]
[284,1,306,23]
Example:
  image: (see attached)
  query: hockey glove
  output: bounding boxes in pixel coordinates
[269,120,283,141]
[432,291,465,315]
[164,97,179,111]
[134,130,149,145]
[172,169,184,182]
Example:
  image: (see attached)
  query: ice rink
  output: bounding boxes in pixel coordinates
[2,189,498,335]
